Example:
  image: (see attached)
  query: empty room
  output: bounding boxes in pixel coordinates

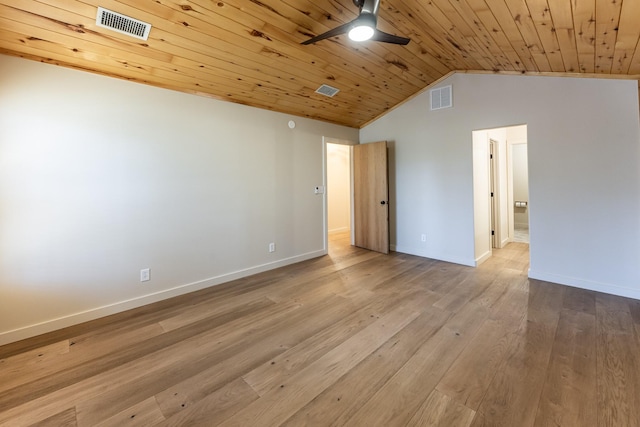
[1,0,640,426]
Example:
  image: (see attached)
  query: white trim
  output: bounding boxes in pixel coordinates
[0,250,326,346]
[475,250,492,266]
[322,137,329,253]
[528,269,640,300]
[393,245,476,267]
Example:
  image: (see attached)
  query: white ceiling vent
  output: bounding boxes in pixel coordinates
[430,85,453,110]
[315,84,340,97]
[96,7,151,40]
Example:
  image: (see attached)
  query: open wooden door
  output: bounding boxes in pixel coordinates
[353,141,389,254]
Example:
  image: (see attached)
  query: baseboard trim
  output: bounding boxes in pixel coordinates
[0,249,326,346]
[392,244,475,267]
[475,250,492,266]
[528,269,640,300]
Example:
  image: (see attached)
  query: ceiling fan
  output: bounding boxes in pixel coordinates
[301,0,410,46]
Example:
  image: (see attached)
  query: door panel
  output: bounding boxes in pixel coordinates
[353,141,389,254]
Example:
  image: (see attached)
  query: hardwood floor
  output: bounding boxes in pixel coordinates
[2,232,640,426]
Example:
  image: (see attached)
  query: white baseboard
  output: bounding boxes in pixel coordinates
[392,244,475,267]
[475,250,492,266]
[0,249,327,346]
[528,269,640,300]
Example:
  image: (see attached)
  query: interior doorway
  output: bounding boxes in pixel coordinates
[324,138,355,252]
[472,125,529,265]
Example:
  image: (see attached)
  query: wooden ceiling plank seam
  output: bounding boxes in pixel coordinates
[436,0,511,70]
[610,0,640,74]
[501,0,552,71]
[545,0,580,73]
[298,0,450,78]
[189,0,423,102]
[279,22,440,87]
[457,69,640,80]
[483,0,539,70]
[1,3,388,112]
[0,19,212,88]
[380,0,480,70]
[101,0,399,100]
[594,0,623,73]
[2,1,180,59]
[377,2,471,74]
[422,0,497,70]
[0,0,173,62]
[210,1,410,89]
[525,0,566,72]
[81,0,402,108]
[110,0,396,122]
[396,0,487,70]
[446,0,519,70]
[272,96,374,123]
[0,14,316,98]
[431,0,479,38]
[464,0,528,71]
[373,14,453,76]
[376,15,450,78]
[261,23,435,90]
[571,0,596,73]
[287,0,441,76]
[627,39,640,75]
[229,0,431,91]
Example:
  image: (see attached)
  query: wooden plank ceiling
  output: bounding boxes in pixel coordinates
[1,0,640,128]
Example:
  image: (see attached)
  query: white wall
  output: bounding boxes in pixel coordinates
[326,143,351,233]
[361,73,640,299]
[0,55,358,344]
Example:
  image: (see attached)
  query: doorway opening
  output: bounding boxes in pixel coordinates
[323,138,355,253]
[472,125,529,265]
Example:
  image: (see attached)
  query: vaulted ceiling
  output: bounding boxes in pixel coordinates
[1,0,640,128]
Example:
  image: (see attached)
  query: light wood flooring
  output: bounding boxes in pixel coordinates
[2,232,640,426]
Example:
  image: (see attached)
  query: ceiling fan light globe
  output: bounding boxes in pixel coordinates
[349,25,375,41]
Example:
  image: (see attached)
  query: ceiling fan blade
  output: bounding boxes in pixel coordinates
[301,22,354,45]
[371,30,410,45]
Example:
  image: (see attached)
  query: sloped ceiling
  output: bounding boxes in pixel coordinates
[1,0,639,128]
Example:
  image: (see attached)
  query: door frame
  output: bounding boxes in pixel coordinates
[322,137,357,253]
[473,125,528,264]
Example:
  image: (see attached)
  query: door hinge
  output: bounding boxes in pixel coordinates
[490,154,493,159]
[490,192,494,197]
[491,230,495,236]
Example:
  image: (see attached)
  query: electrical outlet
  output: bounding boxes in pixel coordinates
[421,234,427,242]
[140,268,150,282]
[269,242,276,253]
